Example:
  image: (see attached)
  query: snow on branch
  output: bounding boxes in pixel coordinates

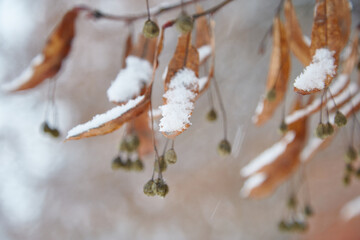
[240,173,266,198]
[107,56,152,104]
[341,196,360,221]
[293,48,336,92]
[159,68,198,133]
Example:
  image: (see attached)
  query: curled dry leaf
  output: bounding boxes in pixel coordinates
[66,28,166,141]
[242,99,308,198]
[195,5,211,65]
[121,32,133,68]
[294,0,345,95]
[160,33,199,139]
[253,16,290,126]
[4,8,82,92]
[284,0,311,66]
[334,0,351,50]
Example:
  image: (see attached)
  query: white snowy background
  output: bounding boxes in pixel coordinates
[0,0,360,239]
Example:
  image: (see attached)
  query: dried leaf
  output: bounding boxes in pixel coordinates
[6,8,81,92]
[284,0,311,66]
[294,0,342,94]
[131,34,157,64]
[121,32,133,68]
[160,33,199,139]
[253,16,291,126]
[243,99,308,198]
[334,0,352,50]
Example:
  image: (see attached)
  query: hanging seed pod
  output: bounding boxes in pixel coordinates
[345,163,354,174]
[154,156,167,172]
[217,139,231,156]
[343,174,351,186]
[132,158,144,171]
[278,120,288,134]
[49,128,60,138]
[293,220,308,232]
[323,122,334,136]
[315,123,326,139]
[175,13,194,34]
[206,109,217,122]
[143,179,156,196]
[42,121,51,133]
[142,20,159,39]
[266,88,277,102]
[119,140,130,152]
[154,178,169,197]
[111,156,124,170]
[334,111,347,127]
[123,158,132,171]
[355,168,360,178]
[127,135,140,152]
[345,146,357,163]
[164,148,177,164]
[304,204,314,217]
[287,195,297,209]
[278,220,289,232]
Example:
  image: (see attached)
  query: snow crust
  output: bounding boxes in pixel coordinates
[159,68,198,133]
[300,137,323,162]
[240,173,266,198]
[107,56,152,103]
[341,196,360,220]
[67,95,144,138]
[241,131,296,177]
[252,97,264,123]
[2,54,44,91]
[294,48,336,91]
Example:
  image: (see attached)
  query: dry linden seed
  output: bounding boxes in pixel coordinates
[175,13,194,34]
[50,128,60,138]
[142,20,159,39]
[132,158,144,171]
[111,156,124,170]
[154,178,169,197]
[345,146,357,163]
[334,110,347,127]
[164,149,177,164]
[355,168,360,178]
[304,205,314,217]
[323,122,334,136]
[278,220,289,232]
[126,135,140,153]
[266,88,276,102]
[42,122,51,133]
[217,139,231,156]
[278,120,288,134]
[143,179,156,196]
[315,123,326,139]
[206,109,217,122]
[287,195,297,209]
[343,174,351,186]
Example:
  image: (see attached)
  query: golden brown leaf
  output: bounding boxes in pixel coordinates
[253,16,291,126]
[10,8,81,91]
[294,0,342,95]
[284,0,311,66]
[121,32,133,68]
[243,99,308,198]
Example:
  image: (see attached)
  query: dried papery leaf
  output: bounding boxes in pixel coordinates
[284,0,311,66]
[294,0,342,95]
[131,34,157,64]
[334,0,352,50]
[4,8,81,92]
[253,16,290,126]
[342,33,359,75]
[122,32,133,68]
[164,33,199,91]
[159,33,199,139]
[195,5,212,65]
[66,27,166,141]
[126,107,153,157]
[242,99,308,198]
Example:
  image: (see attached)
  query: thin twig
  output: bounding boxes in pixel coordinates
[87,0,206,22]
[192,0,234,19]
[213,76,228,139]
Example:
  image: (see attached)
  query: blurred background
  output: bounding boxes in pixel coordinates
[0,0,360,239]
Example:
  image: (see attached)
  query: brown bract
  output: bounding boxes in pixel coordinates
[195,5,211,65]
[66,28,166,141]
[294,0,349,95]
[121,32,133,68]
[253,16,290,126]
[162,33,199,139]
[284,0,311,66]
[11,8,81,91]
[246,99,308,198]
